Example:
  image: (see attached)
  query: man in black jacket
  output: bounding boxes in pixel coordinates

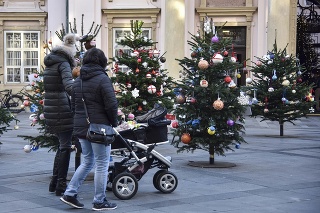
[43,33,78,196]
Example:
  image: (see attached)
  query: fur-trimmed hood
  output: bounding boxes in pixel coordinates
[44,46,76,68]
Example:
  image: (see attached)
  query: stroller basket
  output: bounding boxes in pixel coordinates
[111,124,169,150]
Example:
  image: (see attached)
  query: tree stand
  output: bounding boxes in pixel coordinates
[188,151,236,168]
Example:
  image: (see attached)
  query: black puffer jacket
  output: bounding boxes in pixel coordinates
[72,63,118,139]
[43,46,75,133]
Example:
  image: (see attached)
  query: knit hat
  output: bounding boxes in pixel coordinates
[62,33,80,56]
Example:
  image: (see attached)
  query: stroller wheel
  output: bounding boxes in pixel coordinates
[155,171,178,193]
[112,172,138,200]
[153,170,166,190]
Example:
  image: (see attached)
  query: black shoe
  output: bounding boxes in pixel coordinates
[49,176,57,192]
[60,195,84,209]
[92,199,117,211]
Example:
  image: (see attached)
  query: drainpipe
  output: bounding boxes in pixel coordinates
[66,0,69,33]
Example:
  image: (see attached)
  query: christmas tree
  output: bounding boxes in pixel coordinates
[0,108,18,144]
[18,15,101,152]
[109,20,175,118]
[248,40,314,136]
[171,17,246,165]
[18,70,59,151]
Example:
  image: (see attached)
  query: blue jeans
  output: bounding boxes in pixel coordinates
[64,138,111,204]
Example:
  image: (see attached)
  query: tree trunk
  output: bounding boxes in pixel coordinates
[280,121,284,136]
[209,145,215,164]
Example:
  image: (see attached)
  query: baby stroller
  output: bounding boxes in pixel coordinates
[107,104,178,200]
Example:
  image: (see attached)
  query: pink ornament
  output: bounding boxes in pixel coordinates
[256,61,262,66]
[117,109,123,115]
[32,118,38,124]
[128,113,135,120]
[39,113,45,120]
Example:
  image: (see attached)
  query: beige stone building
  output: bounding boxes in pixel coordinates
[0,0,299,94]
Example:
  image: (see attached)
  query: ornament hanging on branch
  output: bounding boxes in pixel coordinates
[147,85,156,94]
[198,59,209,70]
[181,133,191,144]
[212,53,223,64]
[213,97,224,110]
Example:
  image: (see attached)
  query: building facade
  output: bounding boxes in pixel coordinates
[0,0,299,93]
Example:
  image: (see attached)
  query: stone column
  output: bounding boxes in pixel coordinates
[267,0,297,54]
[164,0,185,80]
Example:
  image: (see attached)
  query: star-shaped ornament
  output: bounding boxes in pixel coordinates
[131,88,140,98]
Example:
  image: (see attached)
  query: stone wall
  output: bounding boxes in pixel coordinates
[207,0,246,7]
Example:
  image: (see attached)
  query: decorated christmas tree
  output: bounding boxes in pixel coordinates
[0,108,18,144]
[171,17,246,165]
[18,15,101,152]
[18,70,60,152]
[109,20,176,119]
[248,40,314,136]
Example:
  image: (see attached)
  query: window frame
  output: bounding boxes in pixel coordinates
[4,31,41,84]
[112,27,152,73]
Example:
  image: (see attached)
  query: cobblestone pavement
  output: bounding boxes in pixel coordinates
[0,112,319,213]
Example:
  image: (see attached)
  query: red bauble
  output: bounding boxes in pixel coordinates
[23,100,30,106]
[224,76,232,83]
[181,133,191,144]
[190,97,197,104]
[223,51,229,56]
[171,121,179,128]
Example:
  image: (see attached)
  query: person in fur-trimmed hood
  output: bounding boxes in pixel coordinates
[43,33,79,196]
